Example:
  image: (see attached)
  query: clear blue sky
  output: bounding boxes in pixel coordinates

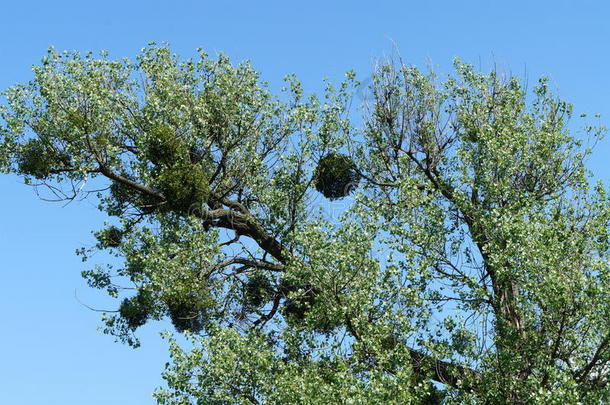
[1,1,609,404]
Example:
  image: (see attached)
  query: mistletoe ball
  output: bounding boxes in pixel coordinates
[313,153,359,200]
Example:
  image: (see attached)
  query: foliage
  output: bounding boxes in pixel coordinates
[2,44,610,404]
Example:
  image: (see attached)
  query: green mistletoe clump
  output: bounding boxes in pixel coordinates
[313,152,359,200]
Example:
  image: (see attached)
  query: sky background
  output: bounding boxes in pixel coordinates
[1,1,610,404]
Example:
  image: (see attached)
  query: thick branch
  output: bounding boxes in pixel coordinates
[205,257,285,277]
[577,332,610,383]
[203,208,287,263]
[98,165,165,199]
[408,348,480,390]
[95,166,287,264]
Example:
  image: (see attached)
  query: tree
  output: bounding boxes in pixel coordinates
[1,44,610,404]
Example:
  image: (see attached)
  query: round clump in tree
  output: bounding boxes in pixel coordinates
[281,284,341,333]
[145,125,187,167]
[17,138,66,179]
[95,226,124,248]
[243,272,273,309]
[313,153,359,200]
[119,291,153,329]
[165,293,213,333]
[282,286,317,324]
[155,163,209,215]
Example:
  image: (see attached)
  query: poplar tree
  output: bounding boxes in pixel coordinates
[2,45,610,404]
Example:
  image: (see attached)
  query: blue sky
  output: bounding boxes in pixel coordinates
[1,1,610,404]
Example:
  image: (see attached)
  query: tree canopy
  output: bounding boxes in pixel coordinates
[2,44,610,404]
